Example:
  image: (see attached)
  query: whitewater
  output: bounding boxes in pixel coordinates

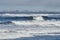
[0,13,60,40]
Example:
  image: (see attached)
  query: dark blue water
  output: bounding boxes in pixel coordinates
[0,16,34,24]
[0,16,33,21]
[2,35,60,40]
[42,16,60,20]
[0,12,60,40]
[0,15,60,22]
[0,15,60,24]
[0,12,60,24]
[0,12,60,14]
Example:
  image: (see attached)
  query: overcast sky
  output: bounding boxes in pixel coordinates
[0,0,60,11]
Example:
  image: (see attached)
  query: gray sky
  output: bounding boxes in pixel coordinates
[0,0,60,11]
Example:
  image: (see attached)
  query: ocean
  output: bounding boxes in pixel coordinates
[0,12,60,40]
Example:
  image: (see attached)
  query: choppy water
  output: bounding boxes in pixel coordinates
[0,12,60,40]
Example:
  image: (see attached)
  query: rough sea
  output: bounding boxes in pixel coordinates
[0,12,60,40]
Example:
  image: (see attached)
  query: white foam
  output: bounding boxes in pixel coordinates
[0,32,33,39]
[0,14,60,39]
[0,13,49,17]
[33,16,44,21]
[0,27,60,39]
[11,20,60,26]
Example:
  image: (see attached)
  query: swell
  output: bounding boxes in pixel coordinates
[0,21,12,24]
[0,15,60,24]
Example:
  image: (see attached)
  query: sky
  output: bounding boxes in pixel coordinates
[0,0,60,12]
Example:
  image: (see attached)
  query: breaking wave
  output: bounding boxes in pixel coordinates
[0,21,12,24]
[0,15,45,24]
[0,14,60,25]
[0,13,60,39]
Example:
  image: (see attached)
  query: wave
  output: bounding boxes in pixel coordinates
[0,16,33,20]
[1,13,60,21]
[11,20,60,26]
[0,21,12,24]
[0,16,45,21]
[0,13,49,17]
[42,15,60,20]
[0,14,60,25]
[0,24,60,39]
[0,15,45,25]
[0,16,60,25]
[0,14,40,17]
[33,16,44,21]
